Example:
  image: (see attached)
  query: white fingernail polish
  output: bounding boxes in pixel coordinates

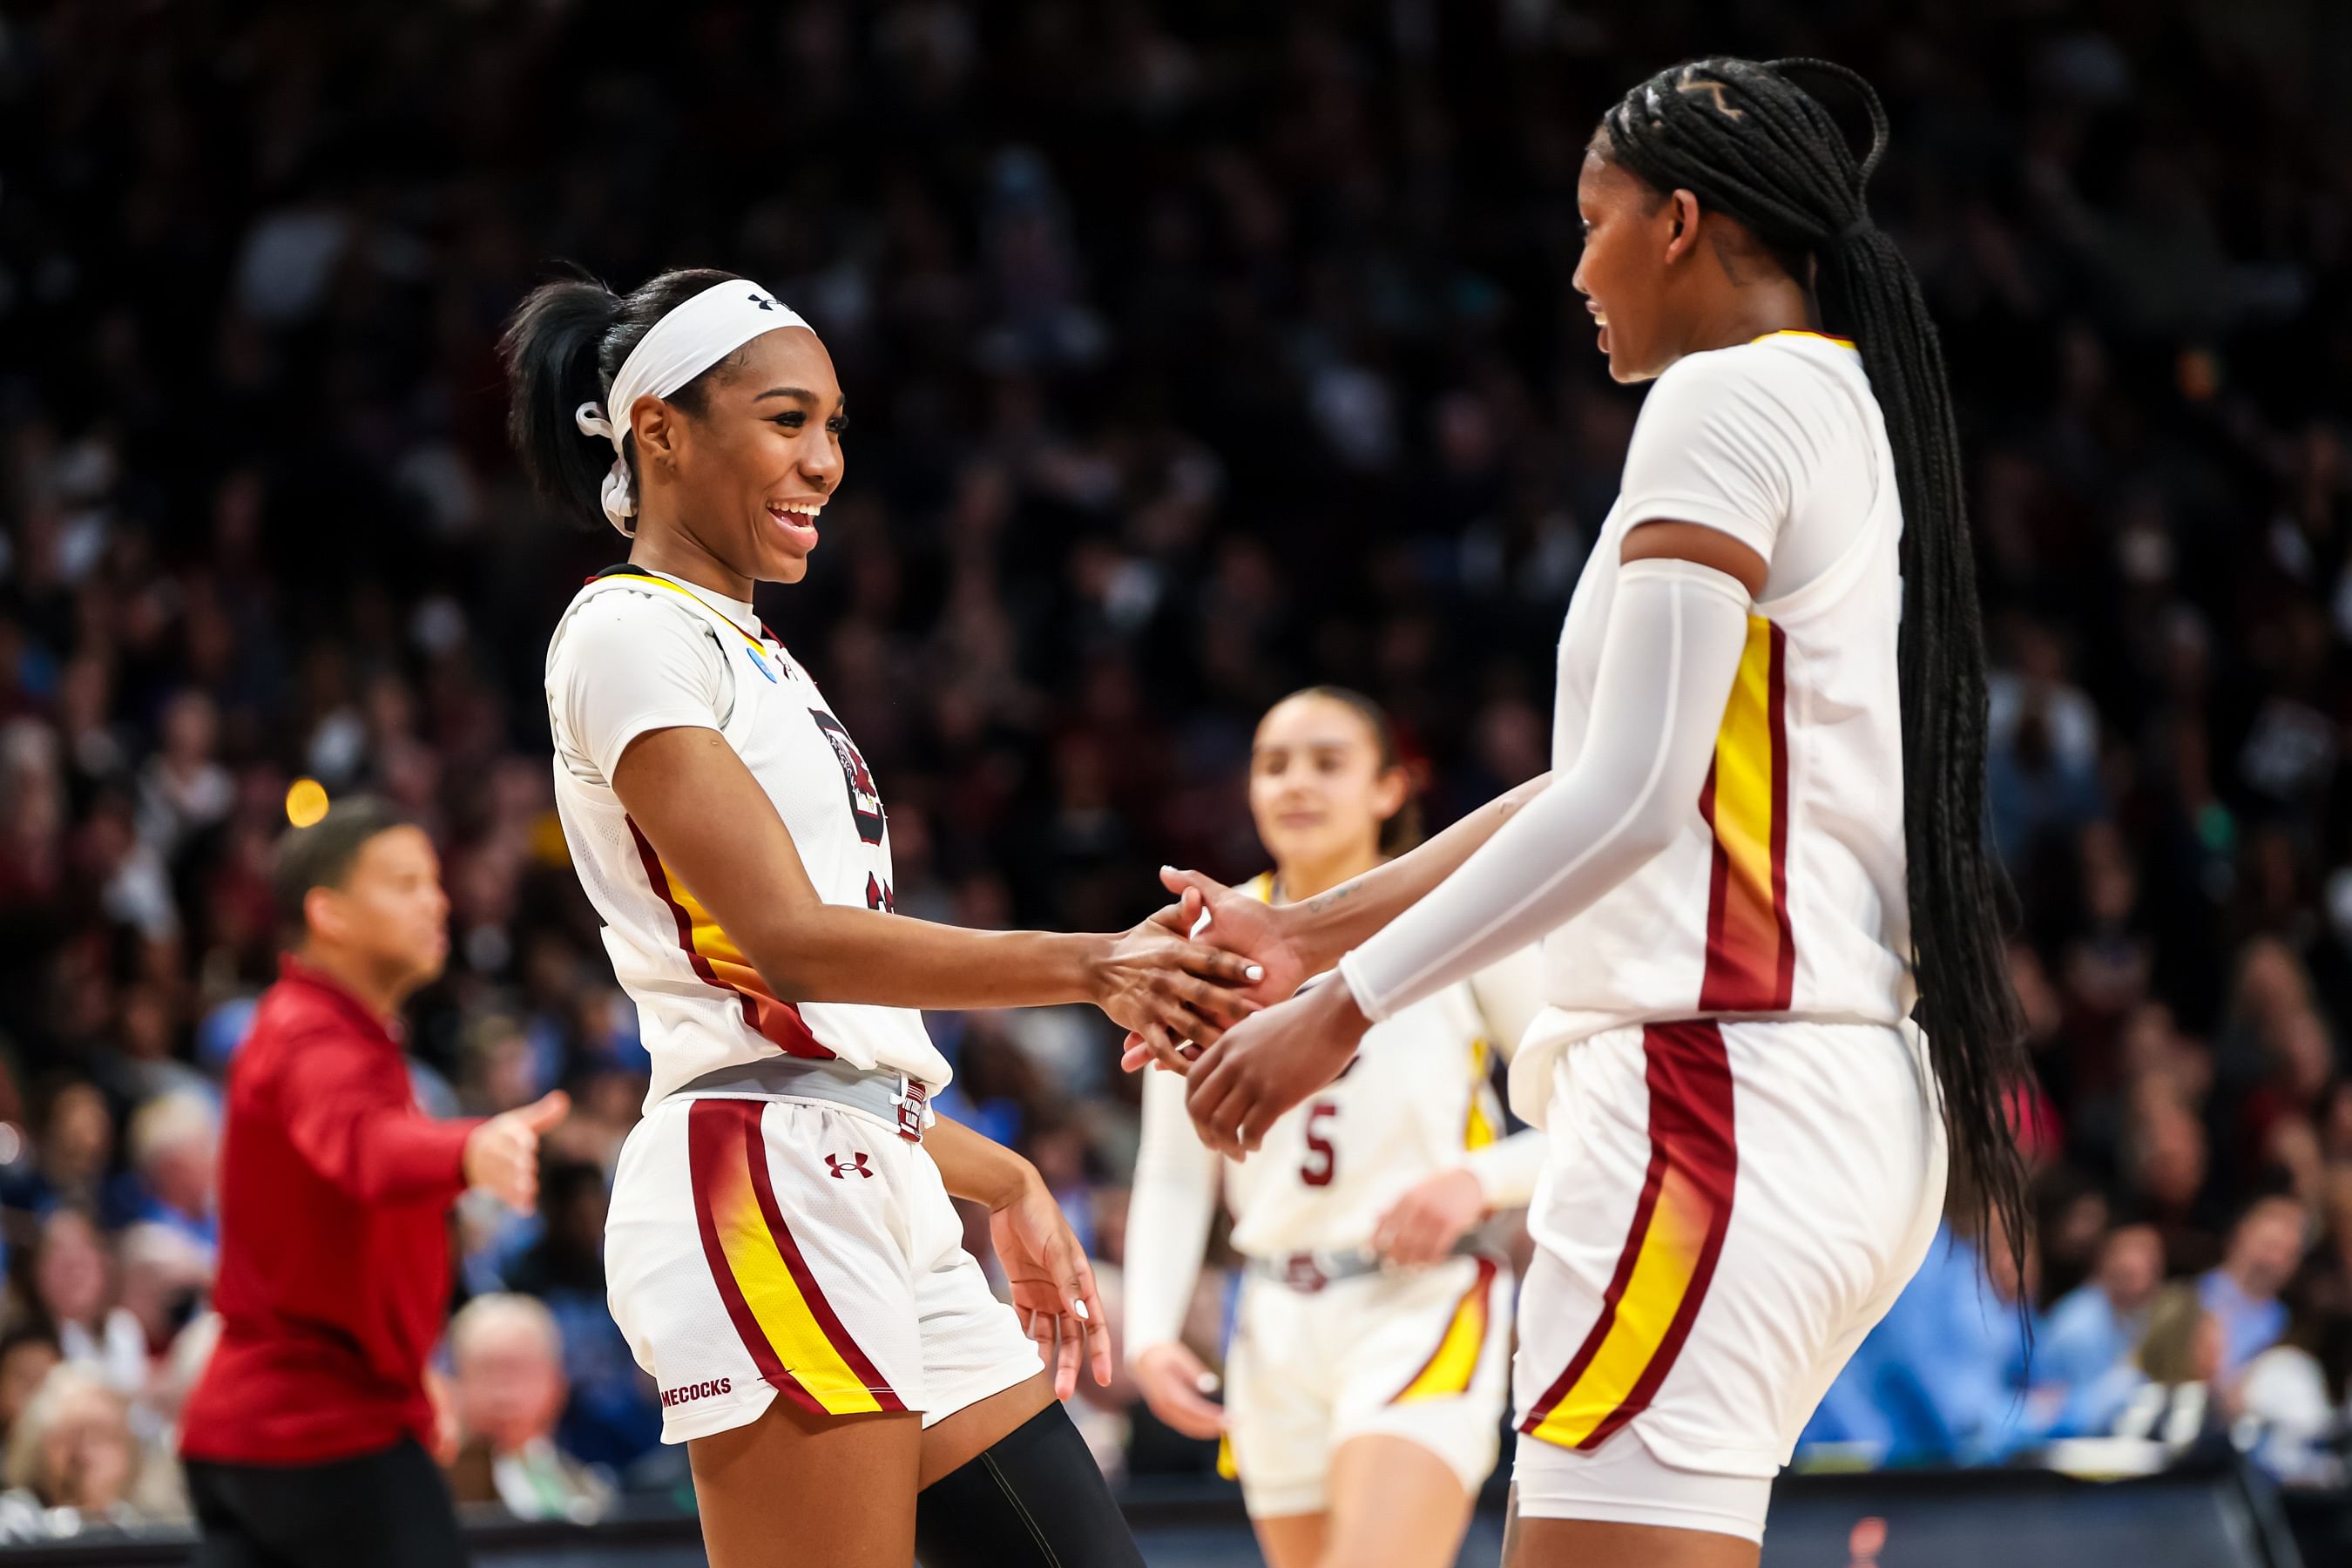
[1247,963,1265,981]
[1072,1300,1092,1321]
[1196,1372,1221,1395]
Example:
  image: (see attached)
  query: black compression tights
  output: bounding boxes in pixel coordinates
[914,1402,1146,1567]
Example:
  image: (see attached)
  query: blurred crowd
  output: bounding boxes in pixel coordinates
[3,0,2352,1538]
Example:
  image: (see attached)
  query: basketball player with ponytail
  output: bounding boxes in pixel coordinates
[502,269,1264,1566]
[1127,686,1545,1568]
[1141,58,2030,1564]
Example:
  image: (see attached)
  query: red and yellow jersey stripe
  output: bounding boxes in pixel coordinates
[1517,1020,1735,1450]
[1696,615,1794,1013]
[687,1098,903,1416]
[1391,1255,1500,1404]
[1463,1037,1498,1150]
[626,818,832,1059]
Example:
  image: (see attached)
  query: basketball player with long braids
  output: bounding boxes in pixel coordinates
[502,268,1264,1567]
[1138,57,2031,1564]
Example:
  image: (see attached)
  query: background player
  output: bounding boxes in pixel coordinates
[1147,57,2031,1567]
[1126,686,1544,1568]
[506,267,1265,1568]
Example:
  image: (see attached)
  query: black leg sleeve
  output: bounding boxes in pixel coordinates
[914,1402,1146,1568]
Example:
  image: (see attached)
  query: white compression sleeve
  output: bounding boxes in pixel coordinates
[1122,1064,1221,1360]
[1337,557,1755,1022]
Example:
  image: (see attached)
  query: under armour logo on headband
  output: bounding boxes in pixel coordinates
[749,294,773,310]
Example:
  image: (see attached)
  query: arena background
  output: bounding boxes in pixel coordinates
[3,0,2351,1562]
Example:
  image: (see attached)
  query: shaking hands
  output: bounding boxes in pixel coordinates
[1114,867,1369,1161]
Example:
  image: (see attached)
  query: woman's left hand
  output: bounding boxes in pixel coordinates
[1184,980,1370,1159]
[989,1179,1114,1401]
[1374,1168,1489,1266]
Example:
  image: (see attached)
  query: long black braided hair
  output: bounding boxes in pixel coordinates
[1597,58,2031,1292]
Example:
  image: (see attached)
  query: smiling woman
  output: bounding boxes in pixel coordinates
[497,267,1271,1567]
[508,267,842,585]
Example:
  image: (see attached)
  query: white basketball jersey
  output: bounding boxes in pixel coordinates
[1511,331,1914,1123]
[544,569,950,1106]
[1162,876,1516,1259]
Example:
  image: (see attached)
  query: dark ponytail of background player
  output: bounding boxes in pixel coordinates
[1592,57,2032,1298]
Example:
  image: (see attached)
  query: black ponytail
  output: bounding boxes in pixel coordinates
[1595,60,2032,1296]
[498,264,746,531]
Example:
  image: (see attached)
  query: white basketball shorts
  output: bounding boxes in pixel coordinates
[1224,1253,1513,1517]
[605,1093,1042,1444]
[1510,1018,1946,1537]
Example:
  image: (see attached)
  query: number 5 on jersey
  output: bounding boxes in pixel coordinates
[1301,1099,1339,1186]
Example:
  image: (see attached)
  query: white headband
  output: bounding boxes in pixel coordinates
[573,280,811,536]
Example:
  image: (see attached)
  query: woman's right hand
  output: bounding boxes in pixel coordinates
[1131,1342,1226,1440]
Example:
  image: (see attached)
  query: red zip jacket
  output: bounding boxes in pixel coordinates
[179,957,483,1465]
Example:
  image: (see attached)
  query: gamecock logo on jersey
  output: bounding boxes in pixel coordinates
[809,710,886,846]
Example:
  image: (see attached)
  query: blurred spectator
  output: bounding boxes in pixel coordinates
[0,1366,184,1538]
[121,1094,220,1254]
[2041,1215,2165,1432]
[2110,1284,2232,1463]
[7,1082,116,1222]
[1986,620,2105,867]
[9,1210,145,1399]
[2199,1193,2309,1379]
[445,1294,612,1525]
[138,693,234,862]
[0,1333,60,1451]
[115,1225,213,1383]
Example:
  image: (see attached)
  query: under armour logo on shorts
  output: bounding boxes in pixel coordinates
[825,1152,875,1179]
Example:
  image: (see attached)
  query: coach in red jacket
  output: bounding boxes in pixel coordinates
[180,797,566,1567]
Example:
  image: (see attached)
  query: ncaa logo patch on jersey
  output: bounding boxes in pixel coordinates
[809,710,886,846]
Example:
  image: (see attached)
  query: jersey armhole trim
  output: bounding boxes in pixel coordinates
[596,571,770,650]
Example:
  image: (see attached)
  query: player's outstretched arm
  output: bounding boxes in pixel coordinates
[612,725,1261,1045]
[1159,767,1554,985]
